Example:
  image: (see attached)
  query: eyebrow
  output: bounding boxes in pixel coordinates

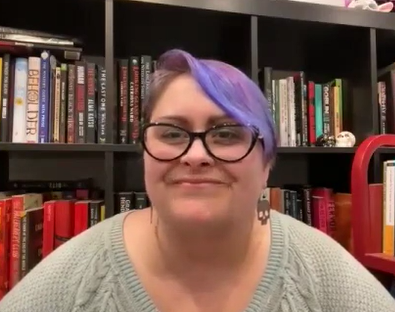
[155,114,234,125]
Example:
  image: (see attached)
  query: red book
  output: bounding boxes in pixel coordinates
[0,198,11,299]
[42,201,56,258]
[74,200,90,236]
[9,194,42,289]
[308,81,316,145]
[54,200,75,248]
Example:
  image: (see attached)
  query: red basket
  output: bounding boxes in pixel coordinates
[351,134,395,275]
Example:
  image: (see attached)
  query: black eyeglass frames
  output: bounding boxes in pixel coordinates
[141,122,262,163]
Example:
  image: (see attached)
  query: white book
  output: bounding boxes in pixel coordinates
[12,58,28,143]
[26,56,41,143]
[279,79,288,147]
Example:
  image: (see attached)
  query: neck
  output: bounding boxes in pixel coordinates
[149,210,269,276]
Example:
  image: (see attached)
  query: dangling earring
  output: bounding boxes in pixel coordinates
[257,190,270,225]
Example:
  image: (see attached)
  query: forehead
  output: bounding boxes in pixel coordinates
[150,74,234,125]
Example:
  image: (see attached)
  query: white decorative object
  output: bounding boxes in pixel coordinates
[335,131,356,147]
[347,0,393,12]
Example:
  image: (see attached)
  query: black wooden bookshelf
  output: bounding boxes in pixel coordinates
[1,0,395,218]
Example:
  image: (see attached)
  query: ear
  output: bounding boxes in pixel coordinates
[377,2,393,12]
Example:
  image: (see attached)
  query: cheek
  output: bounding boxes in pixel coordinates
[144,154,165,186]
[234,149,269,191]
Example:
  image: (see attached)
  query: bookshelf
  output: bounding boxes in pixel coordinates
[1,0,395,276]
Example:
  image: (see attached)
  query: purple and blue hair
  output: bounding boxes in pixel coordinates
[148,49,277,163]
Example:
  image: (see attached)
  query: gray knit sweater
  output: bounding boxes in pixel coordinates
[0,210,394,312]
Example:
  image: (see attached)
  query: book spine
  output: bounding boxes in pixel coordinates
[0,58,3,141]
[53,67,61,143]
[12,58,28,143]
[140,55,152,126]
[134,191,148,209]
[263,67,273,118]
[74,201,89,236]
[48,56,57,143]
[19,211,28,278]
[75,62,86,143]
[322,83,331,136]
[378,81,386,134]
[383,161,395,255]
[1,54,11,142]
[59,64,67,143]
[9,196,23,289]
[118,60,128,144]
[86,63,96,143]
[54,200,74,248]
[301,75,308,146]
[88,201,102,227]
[287,77,296,147]
[294,76,302,146]
[129,56,140,144]
[25,57,41,143]
[303,187,312,226]
[42,201,55,258]
[116,192,133,213]
[328,85,335,137]
[97,65,106,143]
[314,84,323,140]
[0,198,11,299]
[308,81,315,145]
[38,51,50,143]
[289,190,298,219]
[67,64,76,143]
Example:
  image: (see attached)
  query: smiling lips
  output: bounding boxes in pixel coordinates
[170,177,226,186]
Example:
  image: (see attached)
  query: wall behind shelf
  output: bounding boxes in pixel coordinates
[113,1,252,76]
[0,0,106,57]
[7,152,106,190]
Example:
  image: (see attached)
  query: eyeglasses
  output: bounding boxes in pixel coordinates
[142,122,261,162]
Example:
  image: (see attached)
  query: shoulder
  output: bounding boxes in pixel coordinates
[276,212,395,311]
[0,212,129,312]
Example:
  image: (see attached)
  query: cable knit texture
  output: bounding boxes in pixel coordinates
[0,210,394,312]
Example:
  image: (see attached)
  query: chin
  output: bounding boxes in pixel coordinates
[165,197,230,226]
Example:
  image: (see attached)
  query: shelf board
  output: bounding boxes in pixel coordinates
[127,0,395,31]
[363,253,395,275]
[277,147,356,154]
[375,147,395,154]
[0,143,141,153]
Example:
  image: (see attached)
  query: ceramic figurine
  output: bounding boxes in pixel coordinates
[347,0,393,12]
[335,131,356,147]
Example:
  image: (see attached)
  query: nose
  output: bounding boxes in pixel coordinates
[180,138,215,167]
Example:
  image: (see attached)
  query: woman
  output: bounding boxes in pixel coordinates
[0,49,394,312]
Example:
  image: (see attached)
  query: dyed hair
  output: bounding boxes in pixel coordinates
[144,49,277,163]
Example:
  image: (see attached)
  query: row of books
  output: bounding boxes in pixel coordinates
[260,68,349,147]
[0,52,160,145]
[0,53,106,144]
[263,185,352,253]
[0,25,87,144]
[0,178,150,300]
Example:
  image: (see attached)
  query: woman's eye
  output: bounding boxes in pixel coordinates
[215,130,236,139]
[162,131,182,138]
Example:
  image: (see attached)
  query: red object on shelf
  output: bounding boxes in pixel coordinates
[351,134,395,275]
